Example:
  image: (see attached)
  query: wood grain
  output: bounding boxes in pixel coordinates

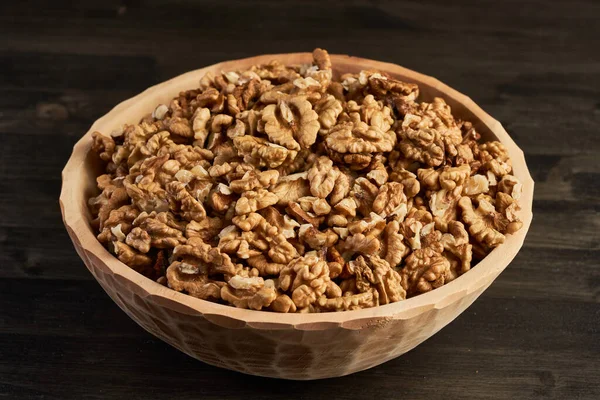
[1,0,598,398]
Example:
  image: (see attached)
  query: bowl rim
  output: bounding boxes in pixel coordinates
[60,52,534,330]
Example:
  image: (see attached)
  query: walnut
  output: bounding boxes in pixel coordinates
[496,192,523,233]
[307,156,340,198]
[221,275,277,310]
[417,168,440,190]
[366,155,388,186]
[228,78,271,114]
[235,189,278,215]
[97,205,140,244]
[479,141,512,177]
[296,196,331,216]
[380,220,407,268]
[299,224,338,249]
[351,177,379,216]
[399,98,462,166]
[389,168,420,198]
[441,221,473,279]
[270,294,297,313]
[325,119,396,154]
[463,174,490,196]
[312,48,332,71]
[279,253,330,308]
[166,261,223,300]
[341,70,418,103]
[347,255,406,304]
[498,175,523,200]
[217,226,260,260]
[191,107,211,147]
[128,211,186,251]
[373,182,408,218]
[112,241,153,271]
[399,114,444,167]
[340,233,380,255]
[269,172,311,205]
[439,165,471,190]
[314,94,343,134]
[402,244,450,296]
[91,131,116,162]
[262,96,320,150]
[172,236,236,275]
[246,255,286,276]
[317,290,378,311]
[328,150,373,170]
[458,196,506,249]
[348,212,386,237]
[429,185,462,232]
[208,186,235,212]
[233,136,297,168]
[165,181,207,221]
[237,213,299,264]
[196,88,225,113]
[166,116,193,138]
[286,202,324,227]
[325,246,345,279]
[89,176,129,230]
[249,60,300,83]
[259,207,300,238]
[229,169,278,193]
[185,217,223,243]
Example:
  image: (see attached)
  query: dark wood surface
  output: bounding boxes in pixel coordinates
[1,0,599,398]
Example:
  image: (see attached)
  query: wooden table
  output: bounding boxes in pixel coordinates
[1,1,598,398]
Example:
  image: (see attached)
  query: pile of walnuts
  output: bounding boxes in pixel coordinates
[89,48,523,313]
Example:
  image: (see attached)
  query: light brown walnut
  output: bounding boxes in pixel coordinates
[172,236,236,276]
[314,94,343,134]
[233,136,296,168]
[325,119,396,154]
[91,131,115,162]
[165,181,207,221]
[89,176,130,230]
[166,261,223,300]
[97,205,140,244]
[380,220,408,268]
[458,196,506,249]
[317,289,378,311]
[262,96,320,150]
[347,255,406,305]
[221,275,277,310]
[269,172,311,206]
[307,156,340,198]
[230,170,279,193]
[279,253,330,308]
[441,221,473,279]
[112,241,153,271]
[429,185,463,232]
[351,177,379,217]
[373,182,408,218]
[235,189,278,215]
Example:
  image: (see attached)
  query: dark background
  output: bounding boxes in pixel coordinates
[1,0,599,399]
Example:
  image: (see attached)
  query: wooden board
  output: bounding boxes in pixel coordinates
[1,0,598,398]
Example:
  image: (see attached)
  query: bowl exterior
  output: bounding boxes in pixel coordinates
[60,52,534,380]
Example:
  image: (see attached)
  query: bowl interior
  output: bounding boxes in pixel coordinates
[61,53,534,328]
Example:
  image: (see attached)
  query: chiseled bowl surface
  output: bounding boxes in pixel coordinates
[59,53,534,380]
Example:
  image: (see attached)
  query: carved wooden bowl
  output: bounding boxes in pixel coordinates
[60,53,534,380]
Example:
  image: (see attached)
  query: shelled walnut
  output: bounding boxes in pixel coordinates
[89,48,524,313]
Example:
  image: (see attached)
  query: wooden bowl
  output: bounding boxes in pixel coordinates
[60,53,534,380]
